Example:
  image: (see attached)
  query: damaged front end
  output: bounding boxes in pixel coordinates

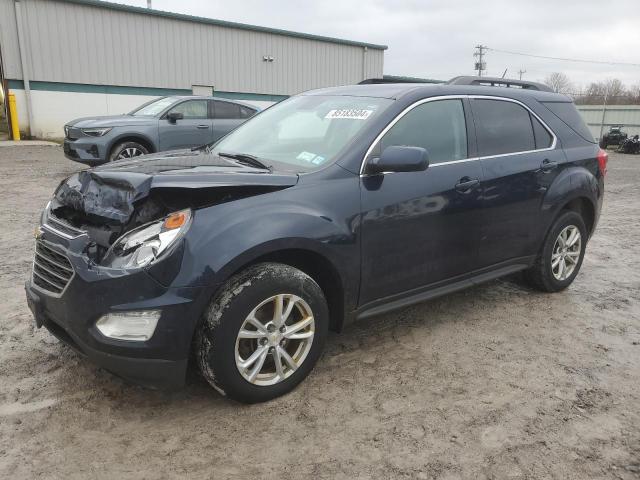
[46,167,298,268]
[28,155,299,389]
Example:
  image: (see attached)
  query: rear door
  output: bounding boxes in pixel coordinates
[470,97,563,266]
[158,99,213,150]
[359,98,484,305]
[211,100,256,142]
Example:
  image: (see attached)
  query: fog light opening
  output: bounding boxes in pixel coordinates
[96,310,160,341]
[87,145,99,158]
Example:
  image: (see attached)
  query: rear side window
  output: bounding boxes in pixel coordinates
[214,101,241,119]
[531,115,553,149]
[379,99,468,163]
[471,99,535,156]
[542,101,596,143]
[239,105,256,119]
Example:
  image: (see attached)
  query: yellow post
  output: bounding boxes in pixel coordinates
[8,92,20,141]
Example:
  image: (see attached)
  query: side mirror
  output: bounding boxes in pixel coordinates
[167,112,184,123]
[367,146,429,174]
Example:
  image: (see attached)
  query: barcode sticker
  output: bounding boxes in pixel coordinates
[325,109,373,120]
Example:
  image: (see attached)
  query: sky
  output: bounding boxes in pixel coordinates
[117,0,640,91]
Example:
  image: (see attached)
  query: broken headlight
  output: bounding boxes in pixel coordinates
[106,209,192,269]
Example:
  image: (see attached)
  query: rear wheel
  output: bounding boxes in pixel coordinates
[108,141,149,162]
[525,211,587,292]
[195,263,329,403]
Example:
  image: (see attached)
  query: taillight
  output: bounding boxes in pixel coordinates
[597,148,608,177]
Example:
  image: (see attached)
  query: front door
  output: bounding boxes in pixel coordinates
[469,97,563,266]
[359,98,484,306]
[158,99,213,151]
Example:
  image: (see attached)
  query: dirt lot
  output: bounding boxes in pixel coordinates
[0,145,638,479]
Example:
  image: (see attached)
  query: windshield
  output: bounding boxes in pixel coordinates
[211,95,393,172]
[130,97,177,116]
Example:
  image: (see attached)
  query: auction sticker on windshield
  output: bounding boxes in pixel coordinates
[325,109,373,120]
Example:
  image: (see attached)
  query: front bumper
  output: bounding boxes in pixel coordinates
[63,138,108,164]
[25,228,210,390]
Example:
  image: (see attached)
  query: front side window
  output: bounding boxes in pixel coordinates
[211,95,393,173]
[377,99,468,163]
[168,100,208,119]
[471,99,535,156]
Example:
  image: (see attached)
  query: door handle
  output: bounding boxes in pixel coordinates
[455,177,480,193]
[196,124,210,129]
[540,159,558,172]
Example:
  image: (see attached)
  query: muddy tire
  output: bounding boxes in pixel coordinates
[195,263,329,403]
[108,141,149,162]
[525,211,587,292]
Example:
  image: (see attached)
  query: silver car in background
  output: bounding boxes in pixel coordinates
[63,96,259,164]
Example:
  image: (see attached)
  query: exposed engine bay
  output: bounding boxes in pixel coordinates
[48,168,297,264]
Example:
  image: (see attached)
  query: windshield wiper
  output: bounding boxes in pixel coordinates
[218,152,272,171]
[191,143,212,153]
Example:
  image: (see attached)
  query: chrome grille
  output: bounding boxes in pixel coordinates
[32,241,74,295]
[65,126,82,140]
[45,211,86,239]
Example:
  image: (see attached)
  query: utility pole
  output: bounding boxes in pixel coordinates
[518,69,526,80]
[599,91,608,142]
[474,45,487,77]
[147,0,152,8]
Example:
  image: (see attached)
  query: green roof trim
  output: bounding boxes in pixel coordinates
[212,91,288,103]
[383,75,445,84]
[9,79,190,96]
[58,0,388,50]
[7,79,289,102]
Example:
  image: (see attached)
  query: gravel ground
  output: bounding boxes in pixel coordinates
[0,145,638,479]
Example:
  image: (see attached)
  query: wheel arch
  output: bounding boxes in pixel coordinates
[223,248,348,333]
[108,134,156,158]
[542,166,599,232]
[561,196,595,235]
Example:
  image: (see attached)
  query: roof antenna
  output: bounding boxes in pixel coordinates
[501,68,508,78]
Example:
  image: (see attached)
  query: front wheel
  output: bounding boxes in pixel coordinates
[108,141,149,162]
[525,211,587,292]
[195,263,329,403]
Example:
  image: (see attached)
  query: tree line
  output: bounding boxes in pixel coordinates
[543,72,640,105]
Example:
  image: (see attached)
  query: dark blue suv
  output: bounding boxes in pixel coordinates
[26,78,606,403]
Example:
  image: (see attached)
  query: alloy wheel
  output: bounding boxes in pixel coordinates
[117,147,144,159]
[235,294,315,386]
[551,225,581,281]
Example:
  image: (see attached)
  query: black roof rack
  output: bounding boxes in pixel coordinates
[447,76,553,92]
[358,76,443,85]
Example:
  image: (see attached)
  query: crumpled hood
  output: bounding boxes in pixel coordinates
[52,150,299,224]
[67,115,155,128]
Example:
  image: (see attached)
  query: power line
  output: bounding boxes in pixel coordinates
[487,47,640,67]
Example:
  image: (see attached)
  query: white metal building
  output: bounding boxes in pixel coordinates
[576,105,640,140]
[0,0,386,138]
